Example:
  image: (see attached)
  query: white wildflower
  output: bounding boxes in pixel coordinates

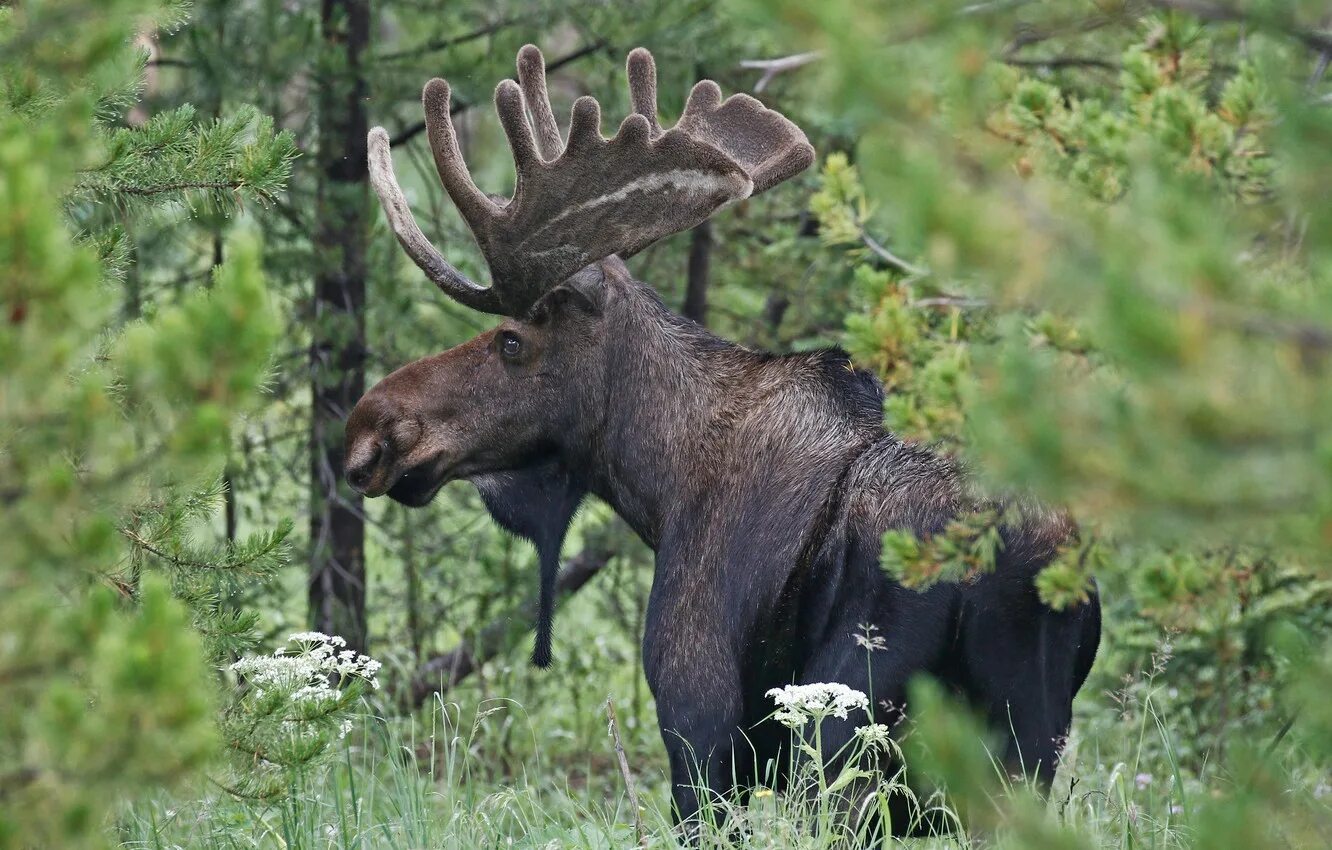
[1135,772,1153,790]
[766,682,870,727]
[288,631,346,647]
[773,708,805,729]
[854,723,893,747]
[291,683,336,705]
[232,632,381,700]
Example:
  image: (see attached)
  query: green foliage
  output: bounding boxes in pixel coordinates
[1001,21,1275,203]
[7,0,1332,848]
[751,0,1332,844]
[880,507,1002,591]
[73,103,297,216]
[1,2,288,845]
[2,0,297,283]
[121,481,293,660]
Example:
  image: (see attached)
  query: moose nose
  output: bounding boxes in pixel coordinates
[345,441,383,493]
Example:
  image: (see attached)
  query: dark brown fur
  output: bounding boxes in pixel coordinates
[346,259,1101,835]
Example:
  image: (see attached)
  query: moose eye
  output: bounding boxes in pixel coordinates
[499,331,523,359]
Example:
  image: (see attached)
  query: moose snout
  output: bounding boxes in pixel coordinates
[345,440,382,494]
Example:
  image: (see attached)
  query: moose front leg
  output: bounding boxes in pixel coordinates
[647,660,745,831]
[642,589,748,837]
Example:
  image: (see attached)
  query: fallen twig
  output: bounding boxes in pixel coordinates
[606,696,648,848]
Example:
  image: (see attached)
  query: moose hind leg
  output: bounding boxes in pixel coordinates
[958,592,1096,788]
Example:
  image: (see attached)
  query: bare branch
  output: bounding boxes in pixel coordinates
[1147,1,1332,54]
[1310,50,1331,90]
[1003,55,1119,71]
[375,17,520,63]
[607,697,648,848]
[739,51,823,92]
[862,232,928,277]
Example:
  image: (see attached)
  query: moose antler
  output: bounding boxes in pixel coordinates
[368,45,815,317]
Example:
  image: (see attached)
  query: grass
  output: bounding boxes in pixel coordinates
[117,686,1261,850]
[119,594,1332,850]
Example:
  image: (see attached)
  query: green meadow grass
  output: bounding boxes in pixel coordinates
[119,665,1299,850]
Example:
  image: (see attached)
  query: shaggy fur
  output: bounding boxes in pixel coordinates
[344,259,1101,835]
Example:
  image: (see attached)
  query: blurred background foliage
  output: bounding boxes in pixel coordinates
[2,0,1330,847]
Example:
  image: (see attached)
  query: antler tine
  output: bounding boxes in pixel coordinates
[366,127,504,314]
[494,80,544,180]
[677,77,815,195]
[421,78,504,231]
[626,47,662,136]
[564,96,604,156]
[516,44,564,161]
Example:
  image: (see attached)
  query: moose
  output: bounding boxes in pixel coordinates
[344,45,1101,835]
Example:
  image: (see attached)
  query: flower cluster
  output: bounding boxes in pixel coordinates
[766,682,870,728]
[231,631,382,708]
[853,722,893,748]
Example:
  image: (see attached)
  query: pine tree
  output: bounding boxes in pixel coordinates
[1,1,295,844]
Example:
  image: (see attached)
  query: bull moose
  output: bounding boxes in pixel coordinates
[344,45,1101,835]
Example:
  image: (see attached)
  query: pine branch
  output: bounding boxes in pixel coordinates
[375,17,522,63]
[1147,1,1332,54]
[74,104,297,214]
[115,180,250,196]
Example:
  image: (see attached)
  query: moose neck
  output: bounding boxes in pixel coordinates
[571,280,878,551]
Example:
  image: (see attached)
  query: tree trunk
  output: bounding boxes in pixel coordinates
[309,0,371,651]
[682,219,712,324]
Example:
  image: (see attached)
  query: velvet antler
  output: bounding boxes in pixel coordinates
[368,45,815,317]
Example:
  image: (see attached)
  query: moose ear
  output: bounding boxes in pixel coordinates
[530,263,608,321]
[470,461,586,669]
[562,271,607,315]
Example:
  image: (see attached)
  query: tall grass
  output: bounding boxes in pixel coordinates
[117,650,1315,850]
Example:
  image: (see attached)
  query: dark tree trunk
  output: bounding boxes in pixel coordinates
[214,235,239,544]
[682,219,712,324]
[309,0,371,651]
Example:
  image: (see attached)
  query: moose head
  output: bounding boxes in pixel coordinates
[344,45,813,666]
